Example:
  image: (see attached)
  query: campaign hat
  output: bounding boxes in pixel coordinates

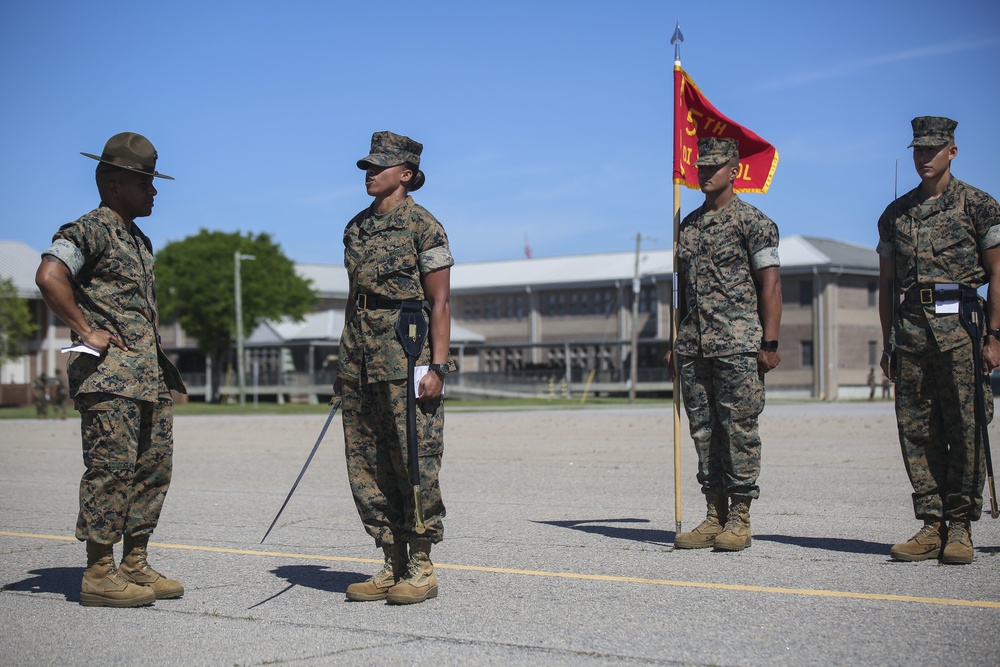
[81,132,174,180]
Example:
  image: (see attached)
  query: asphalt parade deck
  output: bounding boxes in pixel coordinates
[2,401,998,666]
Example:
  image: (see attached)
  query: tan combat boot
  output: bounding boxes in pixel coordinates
[386,538,438,605]
[675,495,727,549]
[941,520,973,565]
[346,542,408,601]
[119,535,184,599]
[714,496,752,551]
[80,541,156,607]
[889,521,944,562]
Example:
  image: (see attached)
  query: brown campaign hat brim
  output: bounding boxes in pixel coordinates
[80,152,175,180]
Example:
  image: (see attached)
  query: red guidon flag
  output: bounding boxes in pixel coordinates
[673,66,779,194]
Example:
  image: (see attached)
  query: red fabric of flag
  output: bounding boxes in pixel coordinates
[673,66,779,194]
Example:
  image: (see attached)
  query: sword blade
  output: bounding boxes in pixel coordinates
[260,400,341,543]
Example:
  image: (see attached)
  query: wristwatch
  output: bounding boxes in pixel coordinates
[989,329,1000,341]
[428,363,450,378]
[760,340,779,352]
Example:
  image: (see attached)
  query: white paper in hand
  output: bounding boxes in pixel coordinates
[413,366,445,398]
[61,343,101,357]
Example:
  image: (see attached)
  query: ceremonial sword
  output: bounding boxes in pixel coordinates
[260,398,342,543]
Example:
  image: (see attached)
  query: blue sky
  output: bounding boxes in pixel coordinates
[1,1,998,267]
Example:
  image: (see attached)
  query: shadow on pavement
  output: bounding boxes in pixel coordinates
[753,534,890,555]
[534,518,674,546]
[3,567,81,602]
[248,564,368,608]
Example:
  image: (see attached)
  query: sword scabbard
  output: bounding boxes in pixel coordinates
[413,486,426,534]
[989,477,999,519]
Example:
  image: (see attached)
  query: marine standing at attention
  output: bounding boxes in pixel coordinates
[666,137,783,552]
[35,132,187,606]
[878,117,1000,565]
[335,131,454,604]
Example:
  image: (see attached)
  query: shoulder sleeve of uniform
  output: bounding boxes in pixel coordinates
[961,183,1000,251]
[410,203,454,274]
[743,203,780,270]
[875,201,897,258]
[44,211,107,278]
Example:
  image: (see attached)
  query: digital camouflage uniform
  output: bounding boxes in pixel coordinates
[338,195,454,547]
[51,372,69,419]
[33,373,49,418]
[675,195,780,500]
[43,206,186,545]
[877,176,1000,522]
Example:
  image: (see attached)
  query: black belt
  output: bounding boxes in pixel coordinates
[902,284,978,306]
[355,294,422,311]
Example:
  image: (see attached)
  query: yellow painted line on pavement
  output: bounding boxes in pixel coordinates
[4,530,998,609]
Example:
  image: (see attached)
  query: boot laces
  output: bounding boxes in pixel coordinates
[948,522,969,543]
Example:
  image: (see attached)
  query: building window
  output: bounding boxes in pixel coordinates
[802,340,814,368]
[868,340,878,367]
[868,282,877,307]
[799,280,813,307]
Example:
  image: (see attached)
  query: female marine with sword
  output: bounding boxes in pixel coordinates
[334,131,454,604]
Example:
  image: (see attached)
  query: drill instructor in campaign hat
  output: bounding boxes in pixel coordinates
[36,132,187,606]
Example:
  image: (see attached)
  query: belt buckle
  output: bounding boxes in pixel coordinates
[357,294,368,310]
[919,288,933,305]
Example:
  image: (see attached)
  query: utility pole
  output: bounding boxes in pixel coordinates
[629,233,642,404]
[234,251,256,406]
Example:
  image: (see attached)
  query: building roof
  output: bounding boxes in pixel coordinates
[247,308,485,346]
[300,234,880,297]
[1,235,880,301]
[0,240,42,298]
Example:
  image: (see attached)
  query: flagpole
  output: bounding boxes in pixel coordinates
[670,22,684,539]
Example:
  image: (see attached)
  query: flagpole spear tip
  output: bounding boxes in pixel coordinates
[670,21,684,63]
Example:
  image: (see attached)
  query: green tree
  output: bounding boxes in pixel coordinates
[0,275,38,365]
[156,230,316,401]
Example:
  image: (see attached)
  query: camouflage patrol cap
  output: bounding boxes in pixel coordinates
[694,137,739,167]
[357,131,422,169]
[80,132,174,180]
[908,116,957,148]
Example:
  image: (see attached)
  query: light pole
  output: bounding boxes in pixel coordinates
[234,251,256,406]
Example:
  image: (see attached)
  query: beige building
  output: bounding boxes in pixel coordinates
[1,235,881,402]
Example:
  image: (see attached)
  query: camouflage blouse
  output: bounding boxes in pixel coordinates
[877,177,1000,353]
[43,206,185,400]
[338,196,454,383]
[675,196,780,357]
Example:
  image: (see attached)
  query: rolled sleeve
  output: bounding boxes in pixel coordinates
[982,225,1000,251]
[418,244,454,274]
[43,239,85,277]
[751,246,780,271]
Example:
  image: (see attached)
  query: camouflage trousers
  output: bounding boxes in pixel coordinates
[341,378,445,546]
[895,343,990,521]
[74,388,174,544]
[679,353,765,499]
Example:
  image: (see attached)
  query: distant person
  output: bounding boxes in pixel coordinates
[334,131,454,604]
[35,132,187,606]
[882,374,891,400]
[33,372,49,419]
[878,117,1000,565]
[867,366,877,401]
[50,369,68,419]
[665,137,783,552]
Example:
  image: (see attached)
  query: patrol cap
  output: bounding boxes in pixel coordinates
[357,131,422,169]
[694,137,739,167]
[908,116,957,148]
[80,132,174,180]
